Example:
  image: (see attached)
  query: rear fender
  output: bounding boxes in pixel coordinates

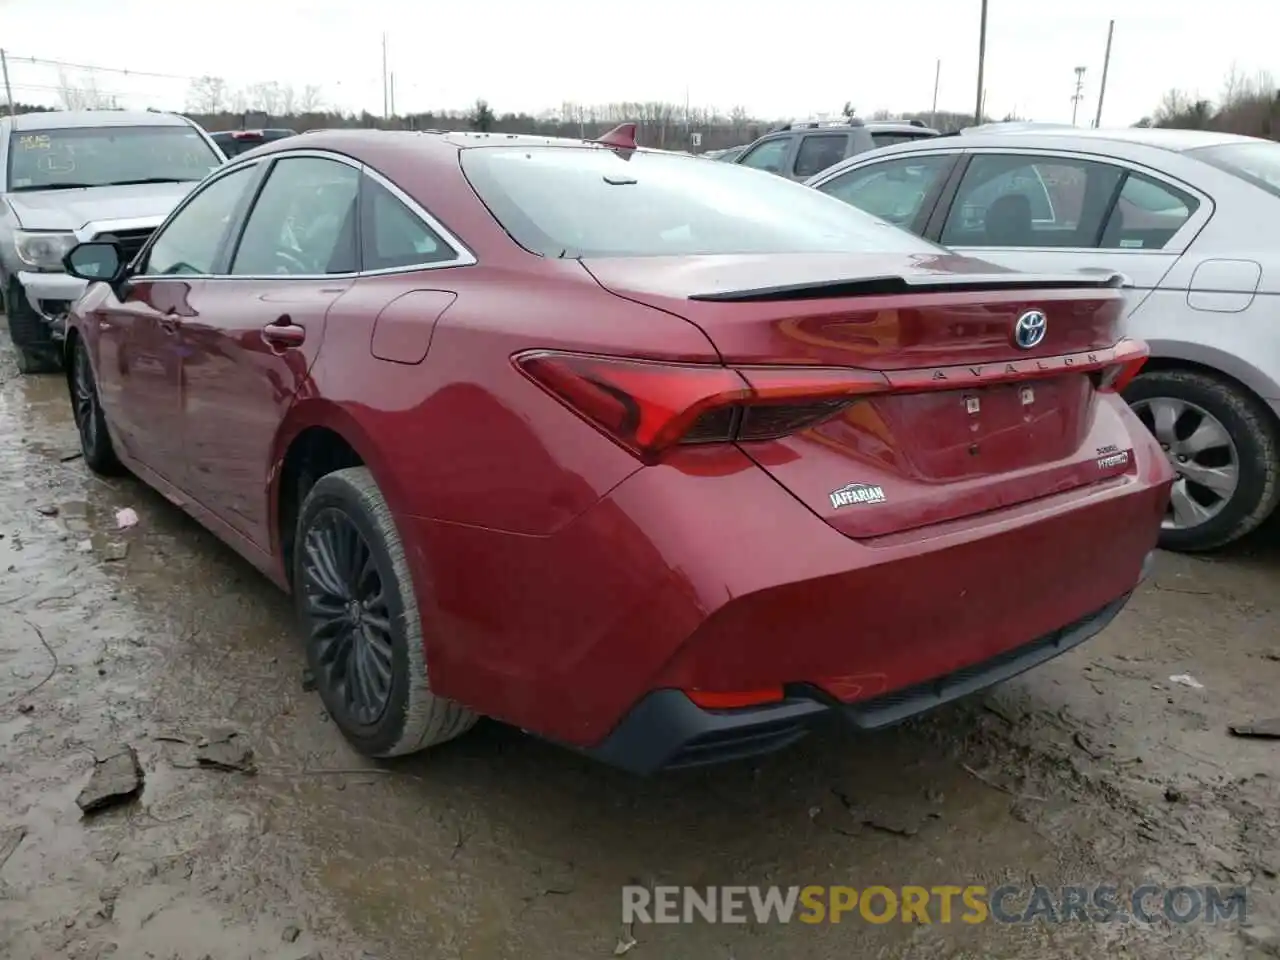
[1143,337,1280,404]
[269,398,412,559]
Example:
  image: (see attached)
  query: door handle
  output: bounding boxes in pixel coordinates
[262,316,306,348]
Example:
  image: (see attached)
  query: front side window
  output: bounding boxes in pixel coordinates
[737,137,791,174]
[232,157,360,276]
[817,155,954,229]
[461,145,946,259]
[941,154,1123,248]
[7,125,222,192]
[793,135,848,178]
[361,175,455,270]
[139,165,258,276]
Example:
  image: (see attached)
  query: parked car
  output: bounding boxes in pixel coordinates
[0,110,225,373]
[730,120,941,181]
[731,120,877,180]
[59,126,1169,773]
[209,128,298,157]
[705,144,748,162]
[807,127,1280,552]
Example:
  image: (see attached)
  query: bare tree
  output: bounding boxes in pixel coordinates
[246,81,283,115]
[186,75,228,114]
[299,84,324,112]
[279,84,298,116]
[57,69,117,110]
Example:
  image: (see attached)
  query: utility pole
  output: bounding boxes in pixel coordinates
[381,33,388,119]
[1094,20,1115,128]
[1071,66,1087,125]
[389,73,396,118]
[0,49,14,117]
[931,59,941,128]
[974,0,988,125]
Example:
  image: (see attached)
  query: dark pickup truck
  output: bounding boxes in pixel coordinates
[209,128,297,157]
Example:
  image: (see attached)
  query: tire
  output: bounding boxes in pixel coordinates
[1125,369,1280,552]
[293,466,477,757]
[68,335,123,475]
[5,280,62,375]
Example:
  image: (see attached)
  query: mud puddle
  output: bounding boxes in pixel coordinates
[1,321,1275,960]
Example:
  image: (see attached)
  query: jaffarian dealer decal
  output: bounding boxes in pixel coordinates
[829,482,887,509]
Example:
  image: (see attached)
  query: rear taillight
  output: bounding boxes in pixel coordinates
[514,351,890,462]
[1095,338,1148,393]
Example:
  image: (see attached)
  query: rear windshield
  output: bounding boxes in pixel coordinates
[1189,141,1280,200]
[460,145,944,259]
[7,125,222,191]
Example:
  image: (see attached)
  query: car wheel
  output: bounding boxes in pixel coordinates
[294,466,477,758]
[5,280,63,375]
[1126,369,1280,552]
[69,336,123,475]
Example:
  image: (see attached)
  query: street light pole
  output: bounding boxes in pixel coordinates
[974,0,988,126]
[1094,20,1115,128]
[932,58,941,129]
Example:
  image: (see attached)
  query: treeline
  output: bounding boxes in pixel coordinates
[13,70,989,153]
[1139,67,1280,140]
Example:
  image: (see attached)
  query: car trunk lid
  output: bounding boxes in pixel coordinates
[580,253,1146,539]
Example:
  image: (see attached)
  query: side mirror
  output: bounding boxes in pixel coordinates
[63,241,126,284]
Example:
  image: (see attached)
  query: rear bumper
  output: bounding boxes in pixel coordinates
[411,421,1170,757]
[583,554,1151,774]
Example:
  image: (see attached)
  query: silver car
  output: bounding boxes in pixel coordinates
[0,110,225,374]
[807,127,1280,553]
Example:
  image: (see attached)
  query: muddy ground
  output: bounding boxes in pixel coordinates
[0,319,1276,960]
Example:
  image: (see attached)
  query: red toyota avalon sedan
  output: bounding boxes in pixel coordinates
[58,125,1173,773]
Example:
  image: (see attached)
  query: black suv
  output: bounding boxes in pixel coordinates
[732,119,939,181]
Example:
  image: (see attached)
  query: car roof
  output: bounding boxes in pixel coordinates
[945,126,1265,151]
[245,127,695,163]
[808,125,1273,183]
[5,110,194,131]
[864,121,940,135]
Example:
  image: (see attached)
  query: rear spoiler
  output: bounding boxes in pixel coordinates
[689,271,1130,303]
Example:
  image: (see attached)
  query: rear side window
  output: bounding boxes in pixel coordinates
[361,175,455,270]
[793,135,847,178]
[1100,173,1199,250]
[941,154,1123,248]
[460,145,946,259]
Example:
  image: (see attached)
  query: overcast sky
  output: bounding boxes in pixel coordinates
[1,0,1273,125]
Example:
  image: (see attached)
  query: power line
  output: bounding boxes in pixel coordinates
[3,53,194,82]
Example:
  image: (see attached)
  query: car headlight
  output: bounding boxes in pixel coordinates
[14,230,78,271]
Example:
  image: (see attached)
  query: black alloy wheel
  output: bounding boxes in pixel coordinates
[300,507,396,727]
[69,336,122,474]
[293,467,476,757]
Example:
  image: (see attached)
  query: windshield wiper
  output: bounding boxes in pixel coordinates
[107,177,202,186]
[10,182,96,192]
